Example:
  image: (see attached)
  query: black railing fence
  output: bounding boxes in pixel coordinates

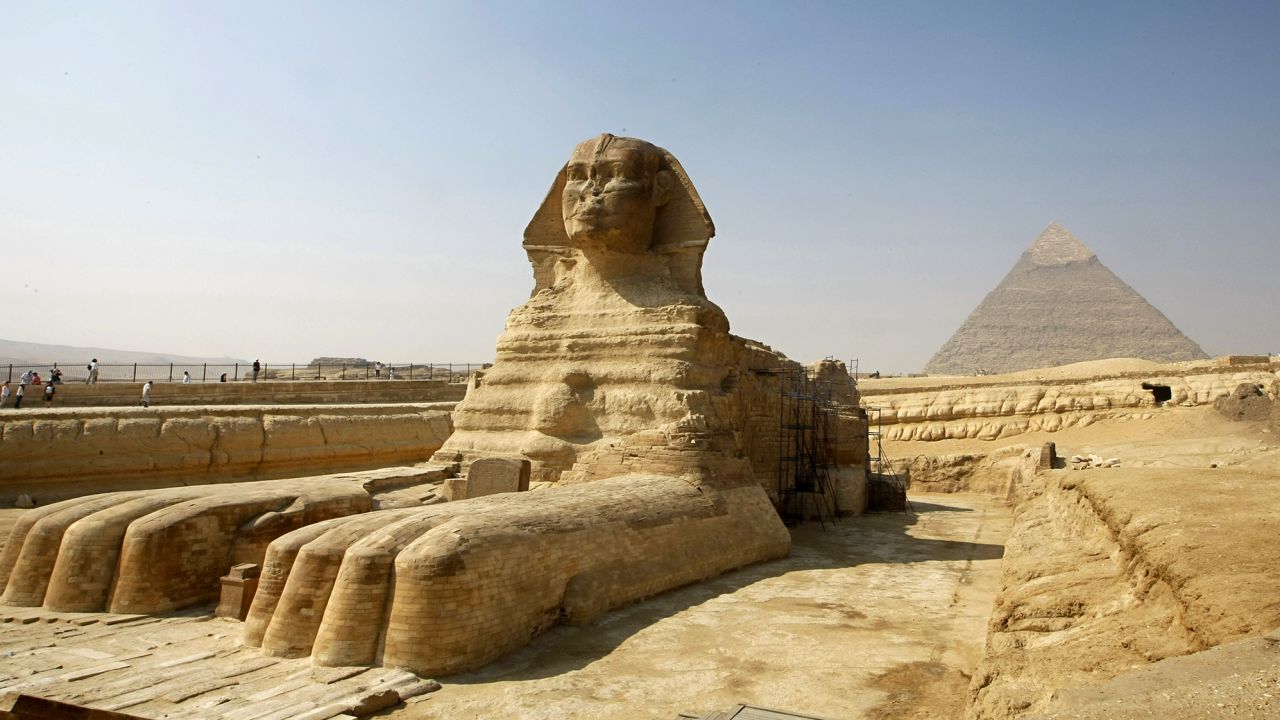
[4,362,489,384]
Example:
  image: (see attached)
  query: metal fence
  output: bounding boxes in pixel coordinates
[4,362,490,384]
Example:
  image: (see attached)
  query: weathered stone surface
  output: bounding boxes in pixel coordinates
[0,466,454,616]
[0,403,454,503]
[925,223,1208,375]
[11,378,466,409]
[1213,381,1273,421]
[862,364,1278,442]
[439,477,469,501]
[465,457,531,497]
[215,564,261,621]
[0,692,149,719]
[242,134,867,677]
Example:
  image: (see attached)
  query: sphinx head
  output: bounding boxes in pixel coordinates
[523,134,716,296]
[560,134,674,254]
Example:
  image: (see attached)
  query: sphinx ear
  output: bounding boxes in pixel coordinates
[652,169,673,207]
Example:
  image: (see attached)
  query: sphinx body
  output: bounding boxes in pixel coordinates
[243,135,865,675]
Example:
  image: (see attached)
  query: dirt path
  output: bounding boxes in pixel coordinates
[389,493,1011,720]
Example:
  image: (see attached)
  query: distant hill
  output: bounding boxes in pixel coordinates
[0,338,246,367]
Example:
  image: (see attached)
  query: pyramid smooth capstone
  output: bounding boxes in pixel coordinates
[924,222,1208,375]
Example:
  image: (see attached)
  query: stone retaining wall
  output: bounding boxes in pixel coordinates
[862,367,1278,442]
[0,403,455,503]
[6,379,466,409]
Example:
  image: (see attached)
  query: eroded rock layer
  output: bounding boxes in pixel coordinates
[0,403,454,502]
[862,364,1277,442]
[967,467,1280,719]
[0,474,380,614]
[244,134,868,676]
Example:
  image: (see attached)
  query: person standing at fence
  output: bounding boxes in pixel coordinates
[220,372,228,382]
[182,371,192,384]
[21,369,34,385]
[1,380,10,407]
[252,359,260,383]
[43,382,55,407]
[141,380,152,407]
[14,383,24,409]
[87,358,99,384]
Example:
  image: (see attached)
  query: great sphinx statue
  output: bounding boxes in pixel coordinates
[238,134,868,676]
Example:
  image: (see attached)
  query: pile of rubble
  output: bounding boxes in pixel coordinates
[1069,454,1120,469]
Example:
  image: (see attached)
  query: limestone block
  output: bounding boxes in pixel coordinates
[440,478,469,502]
[0,477,373,615]
[0,404,453,503]
[831,465,868,516]
[216,563,261,620]
[465,458,531,497]
[245,477,790,676]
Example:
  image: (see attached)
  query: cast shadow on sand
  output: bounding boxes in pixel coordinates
[441,498,1004,684]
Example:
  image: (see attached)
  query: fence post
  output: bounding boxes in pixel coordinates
[202,363,207,382]
[448,363,452,382]
[6,364,11,382]
[428,364,433,381]
[168,363,174,382]
[132,363,137,382]
[234,363,239,381]
[342,364,346,380]
[409,363,414,380]
[292,364,296,381]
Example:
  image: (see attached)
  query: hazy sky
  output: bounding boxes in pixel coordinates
[3,1,1277,373]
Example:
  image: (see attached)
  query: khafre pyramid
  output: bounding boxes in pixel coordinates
[923,222,1208,375]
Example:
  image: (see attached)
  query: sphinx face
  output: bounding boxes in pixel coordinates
[561,135,666,254]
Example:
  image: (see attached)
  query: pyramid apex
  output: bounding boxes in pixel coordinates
[1023,222,1096,266]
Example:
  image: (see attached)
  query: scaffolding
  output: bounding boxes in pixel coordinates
[775,367,840,527]
[865,405,909,511]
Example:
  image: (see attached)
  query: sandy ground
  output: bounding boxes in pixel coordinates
[385,493,1011,720]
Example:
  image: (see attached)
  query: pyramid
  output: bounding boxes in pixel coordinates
[923,222,1208,375]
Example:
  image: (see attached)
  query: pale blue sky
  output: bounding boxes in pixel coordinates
[3,1,1277,372]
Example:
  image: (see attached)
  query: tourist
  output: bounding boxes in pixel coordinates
[20,369,33,385]
[87,358,99,384]
[43,382,55,407]
[141,380,152,407]
[14,383,24,409]
[1,380,10,407]
[182,371,192,384]
[252,359,261,383]
[31,371,41,385]
[220,372,228,382]
[50,367,63,384]
[375,361,383,378]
